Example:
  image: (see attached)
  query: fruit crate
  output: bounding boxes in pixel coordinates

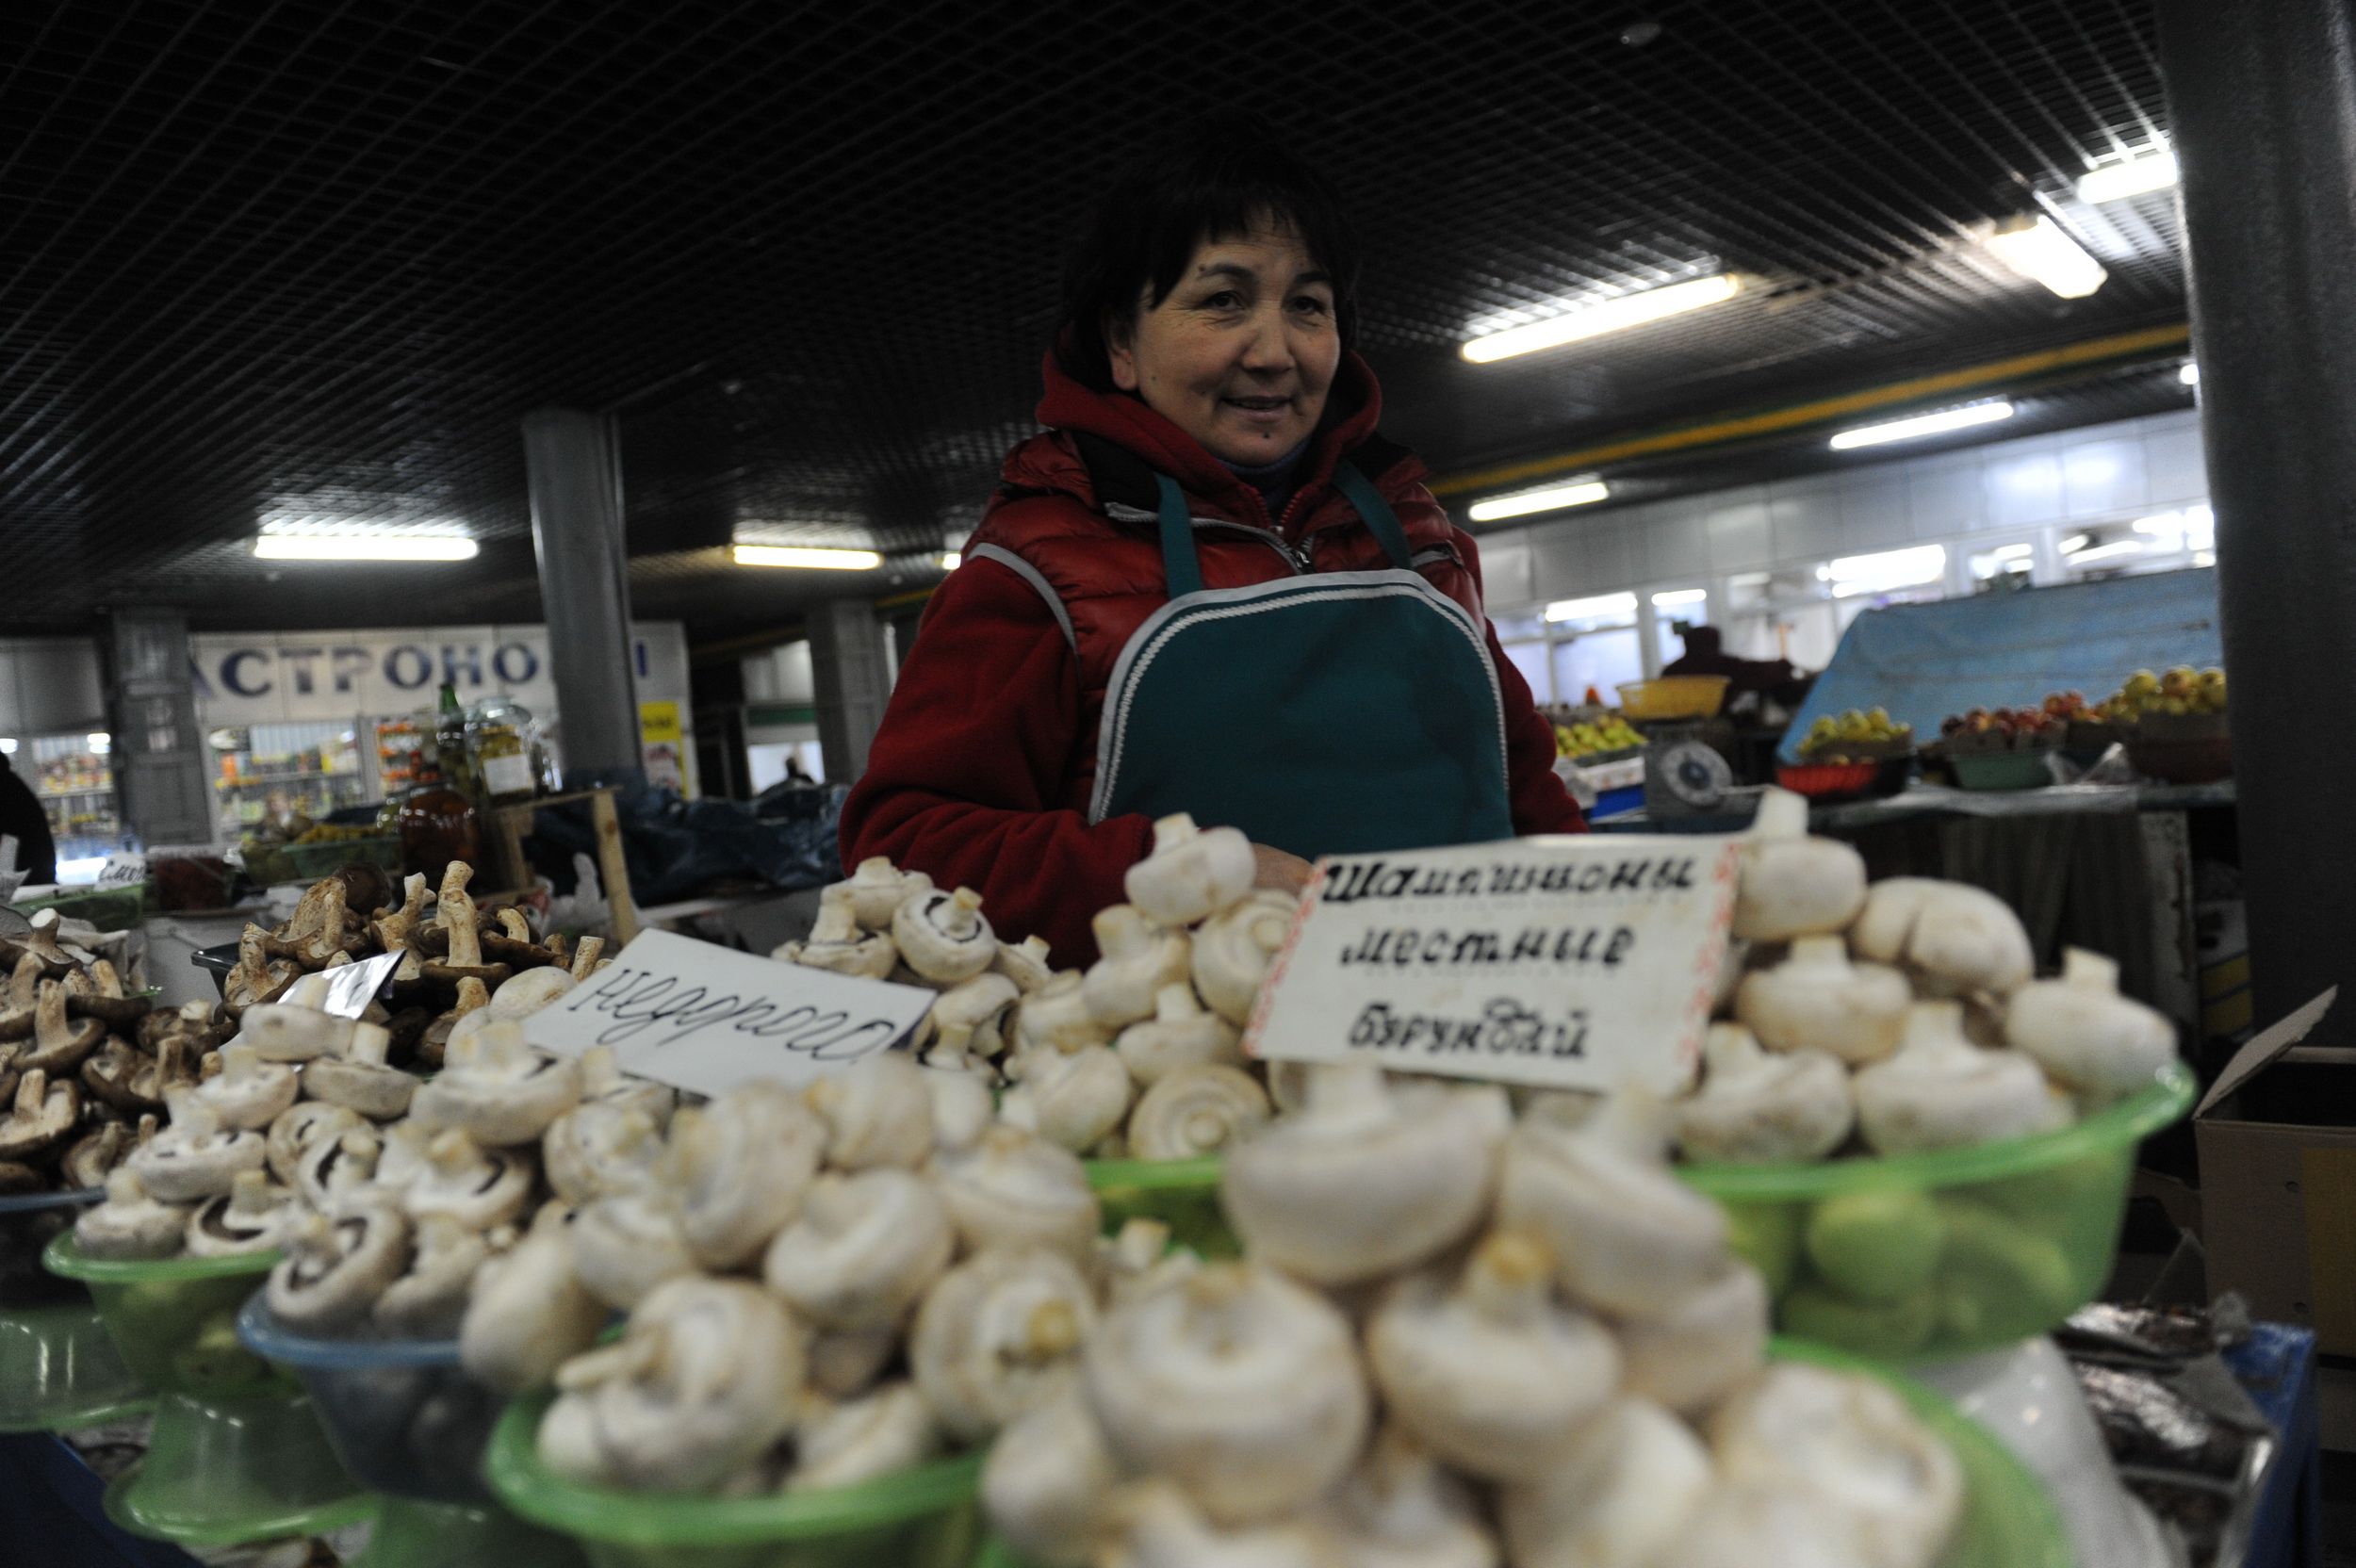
[241,834,401,888]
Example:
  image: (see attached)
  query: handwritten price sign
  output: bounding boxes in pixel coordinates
[1242,835,1740,1093]
[522,929,936,1096]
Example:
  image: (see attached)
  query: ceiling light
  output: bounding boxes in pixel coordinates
[731,545,883,570]
[0,739,15,755]
[1821,545,1946,597]
[2061,533,2091,554]
[1829,401,2015,450]
[1544,592,1638,625]
[2076,147,2179,204]
[2180,361,2200,386]
[1462,274,1742,364]
[1982,216,2107,299]
[1651,588,1709,608]
[254,533,478,562]
[86,733,111,754]
[2069,540,2146,565]
[939,552,962,572]
[1467,479,1611,523]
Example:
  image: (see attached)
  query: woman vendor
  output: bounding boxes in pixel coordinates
[843,122,1583,963]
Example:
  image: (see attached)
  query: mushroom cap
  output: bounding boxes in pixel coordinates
[184,1170,294,1259]
[1011,972,1107,1056]
[25,981,106,1073]
[74,1168,189,1260]
[1002,1043,1134,1155]
[910,1245,1097,1443]
[294,1125,383,1206]
[1124,814,1257,929]
[1316,1427,1499,1568]
[403,1130,536,1232]
[1085,1262,1370,1527]
[188,1044,300,1131]
[1126,1064,1270,1162]
[1114,984,1242,1086]
[484,966,578,1020]
[570,1187,699,1311]
[127,1091,267,1200]
[375,1215,491,1337]
[891,889,997,985]
[803,1053,935,1171]
[663,1081,827,1268]
[1615,1263,1771,1416]
[980,1385,1124,1568]
[808,1322,902,1401]
[929,1125,1100,1262]
[1734,937,1911,1067]
[993,936,1058,995]
[409,1021,581,1147]
[236,1004,363,1063]
[301,1042,417,1120]
[266,1101,367,1185]
[1098,1482,1340,1568]
[763,1168,955,1331]
[1081,909,1192,1028]
[1676,1025,1857,1166]
[2004,949,2177,1108]
[540,1099,663,1206]
[1850,878,2035,998]
[1853,1003,2070,1154]
[1497,1398,1712,1568]
[1220,1066,1501,1286]
[266,1201,415,1332]
[460,1203,609,1396]
[1731,790,1869,944]
[1189,891,1298,1026]
[1366,1233,1621,1481]
[788,1380,942,1492]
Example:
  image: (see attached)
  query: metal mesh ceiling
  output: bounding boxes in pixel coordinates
[0,0,2186,642]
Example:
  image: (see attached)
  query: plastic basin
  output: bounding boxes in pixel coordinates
[0,1185,106,1309]
[0,1187,151,1429]
[1682,1062,2195,1363]
[1617,676,1730,721]
[1084,1155,1235,1257]
[236,1291,509,1504]
[484,1396,984,1568]
[1949,749,2058,792]
[970,1338,2067,1568]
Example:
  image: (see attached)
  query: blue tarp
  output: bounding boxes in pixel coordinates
[1782,568,2224,761]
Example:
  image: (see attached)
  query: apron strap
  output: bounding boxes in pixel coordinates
[1153,458,1413,597]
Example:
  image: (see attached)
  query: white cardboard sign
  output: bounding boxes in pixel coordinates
[521,930,937,1097]
[1241,835,1740,1093]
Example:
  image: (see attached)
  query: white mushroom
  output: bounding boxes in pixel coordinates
[538,1275,804,1494]
[483,966,576,1020]
[834,857,930,933]
[981,1385,1125,1568]
[185,1169,294,1258]
[1366,1231,1620,1481]
[804,1053,936,1170]
[1082,907,1193,1028]
[1116,984,1242,1086]
[1707,1364,1965,1568]
[410,1021,581,1146]
[789,1381,942,1492]
[301,1029,415,1120]
[1497,1398,1713,1568]
[1126,1065,1270,1162]
[779,884,898,980]
[762,1168,955,1331]
[296,1126,383,1207]
[1732,789,1868,943]
[570,1185,699,1311]
[1220,1064,1501,1286]
[375,1214,490,1337]
[924,1064,997,1157]
[541,1100,663,1207]
[461,1202,610,1395]
[929,1125,1100,1262]
[1734,936,1910,1066]
[2004,948,2177,1109]
[1002,1040,1135,1154]
[994,935,1057,994]
[266,1201,414,1332]
[1616,1263,1771,1416]
[235,1004,377,1064]
[930,972,1023,1064]
[267,1109,362,1198]
[1125,814,1257,927]
[909,1245,1097,1442]
[403,1129,535,1232]
[1676,1023,1856,1166]
[573,1043,675,1131]
[1496,1086,1727,1316]
[74,1168,188,1260]
[808,1323,902,1400]
[1854,1002,2071,1154]
[129,1087,268,1200]
[892,888,998,986]
[1099,1482,1338,1568]
[1849,877,2036,998]
[1097,1217,1199,1308]
[1189,891,1297,1026]
[1013,972,1109,1056]
[663,1081,828,1268]
[1086,1261,1369,1527]
[1317,1427,1499,1568]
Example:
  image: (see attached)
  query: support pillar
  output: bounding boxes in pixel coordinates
[2159,0,2356,1022]
[100,611,212,848]
[807,600,892,784]
[522,409,643,788]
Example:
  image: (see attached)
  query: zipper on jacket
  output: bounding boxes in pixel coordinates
[1104,502,1309,575]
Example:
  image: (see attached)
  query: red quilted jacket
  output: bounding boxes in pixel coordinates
[840,349,1583,966]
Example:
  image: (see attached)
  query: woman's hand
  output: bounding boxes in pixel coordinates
[1251,843,1316,896]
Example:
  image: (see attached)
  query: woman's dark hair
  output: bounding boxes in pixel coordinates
[1056,116,1361,390]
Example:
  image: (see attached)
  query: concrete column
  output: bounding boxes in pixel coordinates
[2159,0,2356,1021]
[522,409,643,788]
[807,600,892,784]
[101,611,212,847]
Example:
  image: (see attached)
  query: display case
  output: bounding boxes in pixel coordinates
[205,720,371,835]
[22,732,120,864]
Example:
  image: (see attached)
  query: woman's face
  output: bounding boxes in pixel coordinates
[1108,220,1340,467]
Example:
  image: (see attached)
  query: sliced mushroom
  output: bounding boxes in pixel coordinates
[185,1169,295,1258]
[74,1168,189,1260]
[375,1214,491,1337]
[21,982,105,1077]
[187,1044,299,1131]
[303,1028,416,1119]
[663,1081,827,1268]
[266,1201,414,1332]
[410,1019,581,1146]
[0,1070,82,1165]
[266,1101,367,1185]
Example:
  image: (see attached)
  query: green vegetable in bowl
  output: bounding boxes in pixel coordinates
[1780,1284,1938,1359]
[1933,1200,2078,1346]
[1804,1188,1944,1304]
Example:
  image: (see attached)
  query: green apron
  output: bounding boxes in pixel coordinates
[1088,461,1514,858]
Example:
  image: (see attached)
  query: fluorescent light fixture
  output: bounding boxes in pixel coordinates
[1467,479,1611,523]
[1822,545,1946,597]
[2061,533,2091,554]
[2076,147,2179,204]
[1829,400,2015,450]
[0,739,14,755]
[86,733,111,754]
[1544,592,1638,625]
[731,545,883,570]
[1982,215,2107,299]
[939,552,962,572]
[1650,588,1709,608]
[1984,544,2034,562]
[254,533,478,562]
[2180,361,2200,386]
[2185,503,2216,551]
[2132,512,2184,537]
[1462,274,1742,364]
[2069,540,2146,565]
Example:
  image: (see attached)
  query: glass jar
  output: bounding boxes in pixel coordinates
[467,697,542,806]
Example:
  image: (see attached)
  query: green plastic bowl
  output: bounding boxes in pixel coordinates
[43,1233,286,1394]
[483,1395,984,1568]
[1682,1063,2195,1363]
[970,1338,2067,1568]
[1084,1155,1235,1256]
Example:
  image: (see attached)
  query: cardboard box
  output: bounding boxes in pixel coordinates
[2196,988,2356,1354]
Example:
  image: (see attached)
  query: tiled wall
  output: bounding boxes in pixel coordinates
[1469,408,2210,611]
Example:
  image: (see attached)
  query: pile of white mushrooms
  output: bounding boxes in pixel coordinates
[1681,788,2177,1168]
[984,1063,1969,1568]
[777,815,1296,1164]
[515,1049,1187,1496]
